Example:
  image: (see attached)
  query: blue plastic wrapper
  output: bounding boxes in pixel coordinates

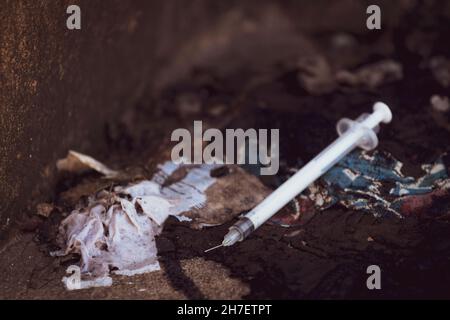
[322,150,449,217]
[270,150,449,226]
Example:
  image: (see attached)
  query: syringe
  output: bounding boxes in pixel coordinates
[206,102,392,251]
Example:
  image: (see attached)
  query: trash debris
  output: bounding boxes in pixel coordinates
[57,150,120,178]
[297,55,336,95]
[148,162,270,228]
[430,95,450,113]
[429,56,450,88]
[53,152,270,289]
[335,59,403,90]
[269,184,327,227]
[278,150,450,223]
[36,203,55,218]
[53,189,163,279]
[297,58,403,94]
[283,229,303,238]
[324,150,449,216]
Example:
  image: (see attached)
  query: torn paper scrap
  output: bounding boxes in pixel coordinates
[57,150,120,178]
[54,197,161,278]
[116,162,271,228]
[54,157,270,289]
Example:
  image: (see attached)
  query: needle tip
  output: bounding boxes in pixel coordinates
[204,244,223,253]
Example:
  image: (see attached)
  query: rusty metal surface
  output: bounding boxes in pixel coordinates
[0,0,150,224]
[0,0,406,227]
[0,0,235,226]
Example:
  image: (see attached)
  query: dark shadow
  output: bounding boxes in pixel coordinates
[158,255,206,300]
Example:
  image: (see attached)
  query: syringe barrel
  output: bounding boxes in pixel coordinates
[245,126,364,229]
[244,102,392,231]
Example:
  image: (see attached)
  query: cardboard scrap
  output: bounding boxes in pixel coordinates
[57,150,120,178]
[36,203,55,218]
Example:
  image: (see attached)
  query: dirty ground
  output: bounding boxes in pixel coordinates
[1,2,450,299]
